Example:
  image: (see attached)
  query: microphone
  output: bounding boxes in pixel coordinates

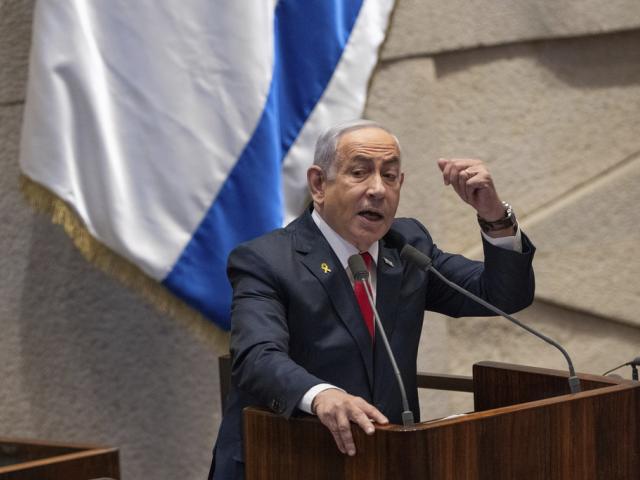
[398,240,582,394]
[603,357,640,381]
[348,254,415,427]
[631,357,639,381]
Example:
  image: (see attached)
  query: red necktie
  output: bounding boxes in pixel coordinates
[354,252,374,339]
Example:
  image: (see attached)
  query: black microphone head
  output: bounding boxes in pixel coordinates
[384,229,407,250]
[630,357,640,366]
[348,254,369,281]
[400,244,433,270]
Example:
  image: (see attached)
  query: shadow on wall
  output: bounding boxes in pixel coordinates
[433,29,640,89]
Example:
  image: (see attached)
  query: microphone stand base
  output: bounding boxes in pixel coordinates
[401,411,415,427]
[568,375,582,393]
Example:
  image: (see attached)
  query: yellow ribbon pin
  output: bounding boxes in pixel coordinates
[320,262,331,274]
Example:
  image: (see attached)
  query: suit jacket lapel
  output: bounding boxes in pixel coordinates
[372,241,404,400]
[376,243,403,339]
[294,211,375,391]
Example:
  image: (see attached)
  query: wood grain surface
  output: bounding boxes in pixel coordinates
[244,362,639,480]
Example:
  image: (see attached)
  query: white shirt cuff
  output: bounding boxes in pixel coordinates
[298,383,344,414]
[481,225,522,253]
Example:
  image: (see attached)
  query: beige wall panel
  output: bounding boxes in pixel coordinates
[367,30,640,257]
[0,103,228,480]
[525,154,640,326]
[416,312,450,420]
[383,0,640,59]
[0,0,34,103]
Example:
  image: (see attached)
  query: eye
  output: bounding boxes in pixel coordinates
[383,172,398,182]
[351,168,367,178]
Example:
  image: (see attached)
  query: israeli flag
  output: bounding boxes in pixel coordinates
[19,0,394,330]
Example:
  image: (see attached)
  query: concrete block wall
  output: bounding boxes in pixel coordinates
[1,0,639,477]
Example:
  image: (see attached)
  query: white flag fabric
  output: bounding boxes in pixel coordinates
[20,0,394,330]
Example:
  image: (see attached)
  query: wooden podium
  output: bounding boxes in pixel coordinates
[242,362,639,479]
[0,438,119,480]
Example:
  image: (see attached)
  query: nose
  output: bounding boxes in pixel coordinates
[366,172,385,198]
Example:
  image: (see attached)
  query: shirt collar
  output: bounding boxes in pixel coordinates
[311,209,379,269]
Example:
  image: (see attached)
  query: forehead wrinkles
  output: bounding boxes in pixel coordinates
[339,141,400,163]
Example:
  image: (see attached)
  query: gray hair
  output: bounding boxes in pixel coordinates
[313,119,401,178]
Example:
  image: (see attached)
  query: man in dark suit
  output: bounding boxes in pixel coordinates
[209,120,535,479]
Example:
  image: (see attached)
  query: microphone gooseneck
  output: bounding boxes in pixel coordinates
[603,357,640,380]
[348,254,415,427]
[399,243,582,394]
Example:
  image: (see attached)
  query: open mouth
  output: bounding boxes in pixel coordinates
[358,209,384,222]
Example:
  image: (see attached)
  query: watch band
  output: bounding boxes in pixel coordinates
[477,201,517,232]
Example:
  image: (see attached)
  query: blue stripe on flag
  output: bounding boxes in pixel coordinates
[163,0,364,329]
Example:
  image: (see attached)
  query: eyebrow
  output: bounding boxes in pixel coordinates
[351,155,401,165]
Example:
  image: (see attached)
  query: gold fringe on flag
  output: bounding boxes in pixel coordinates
[19,174,230,349]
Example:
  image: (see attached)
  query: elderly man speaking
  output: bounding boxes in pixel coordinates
[208,120,535,479]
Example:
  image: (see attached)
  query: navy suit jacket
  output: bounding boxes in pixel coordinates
[210,209,535,479]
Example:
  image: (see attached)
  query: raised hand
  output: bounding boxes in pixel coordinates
[437,158,505,221]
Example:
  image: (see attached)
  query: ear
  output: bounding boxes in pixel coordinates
[307,165,326,206]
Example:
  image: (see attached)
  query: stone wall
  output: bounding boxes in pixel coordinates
[1,1,639,478]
